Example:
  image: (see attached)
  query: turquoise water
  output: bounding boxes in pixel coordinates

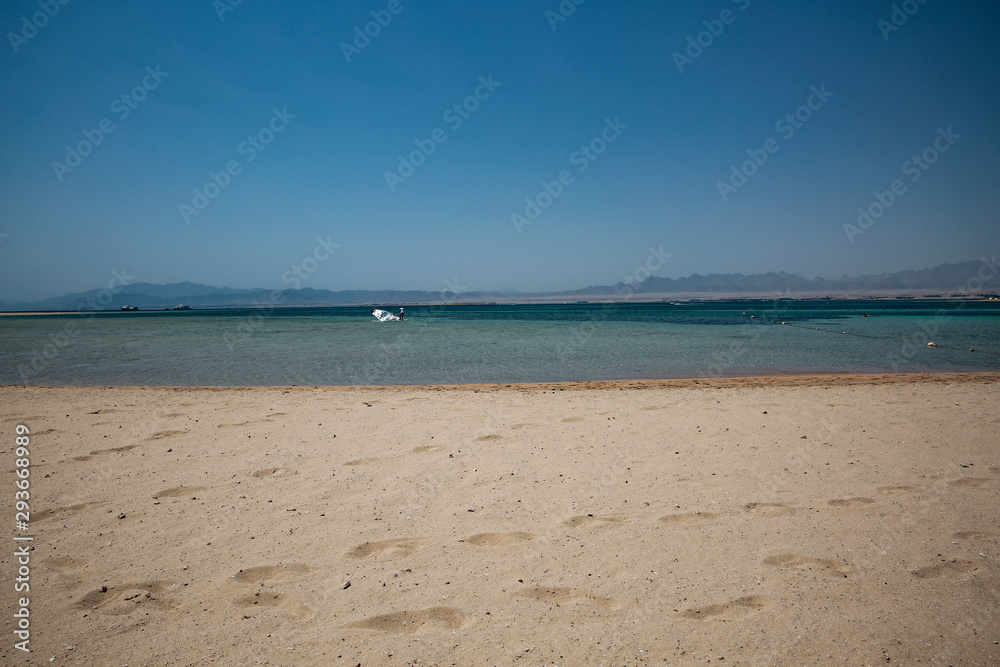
[1,301,999,386]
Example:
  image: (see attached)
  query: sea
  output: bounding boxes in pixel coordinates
[2,300,999,386]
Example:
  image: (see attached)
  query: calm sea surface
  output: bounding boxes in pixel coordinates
[1,301,999,386]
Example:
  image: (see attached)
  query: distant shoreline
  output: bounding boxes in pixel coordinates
[2,293,998,315]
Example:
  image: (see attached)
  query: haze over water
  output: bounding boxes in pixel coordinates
[3,301,999,386]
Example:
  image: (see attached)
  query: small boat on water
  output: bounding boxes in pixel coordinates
[370,308,401,322]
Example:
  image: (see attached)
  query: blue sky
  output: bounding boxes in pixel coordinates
[1,0,998,301]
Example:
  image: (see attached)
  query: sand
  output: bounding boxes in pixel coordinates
[1,373,998,665]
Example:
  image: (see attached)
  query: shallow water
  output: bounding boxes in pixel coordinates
[1,300,998,385]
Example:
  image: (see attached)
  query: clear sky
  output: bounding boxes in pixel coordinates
[1,0,998,301]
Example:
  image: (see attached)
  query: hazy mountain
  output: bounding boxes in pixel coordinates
[3,260,994,312]
[2,281,493,311]
[560,260,993,297]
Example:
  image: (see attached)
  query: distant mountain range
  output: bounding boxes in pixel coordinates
[572,259,996,296]
[1,260,995,312]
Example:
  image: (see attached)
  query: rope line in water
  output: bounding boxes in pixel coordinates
[741,311,1000,358]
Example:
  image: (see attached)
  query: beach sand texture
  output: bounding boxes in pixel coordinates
[1,373,998,665]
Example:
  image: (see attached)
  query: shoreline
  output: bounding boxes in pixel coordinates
[4,370,1000,392]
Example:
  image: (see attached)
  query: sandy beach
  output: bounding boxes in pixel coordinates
[2,373,998,665]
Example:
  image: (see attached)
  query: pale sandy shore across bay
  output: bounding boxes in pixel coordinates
[1,373,998,666]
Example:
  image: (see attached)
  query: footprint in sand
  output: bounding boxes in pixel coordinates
[659,512,719,526]
[234,592,313,620]
[764,553,853,577]
[218,417,281,428]
[744,502,795,516]
[20,428,56,436]
[877,485,921,495]
[517,586,618,609]
[72,581,179,615]
[561,417,585,423]
[464,531,538,547]
[89,444,138,456]
[71,455,94,462]
[563,514,631,529]
[153,486,205,499]
[827,497,876,507]
[678,595,771,621]
[33,502,96,523]
[252,468,295,478]
[233,564,315,583]
[412,445,444,453]
[953,531,997,540]
[46,556,86,573]
[474,434,502,442]
[909,559,978,579]
[345,606,468,634]
[144,430,187,441]
[949,478,990,488]
[344,458,381,466]
[349,538,426,559]
[231,564,316,620]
